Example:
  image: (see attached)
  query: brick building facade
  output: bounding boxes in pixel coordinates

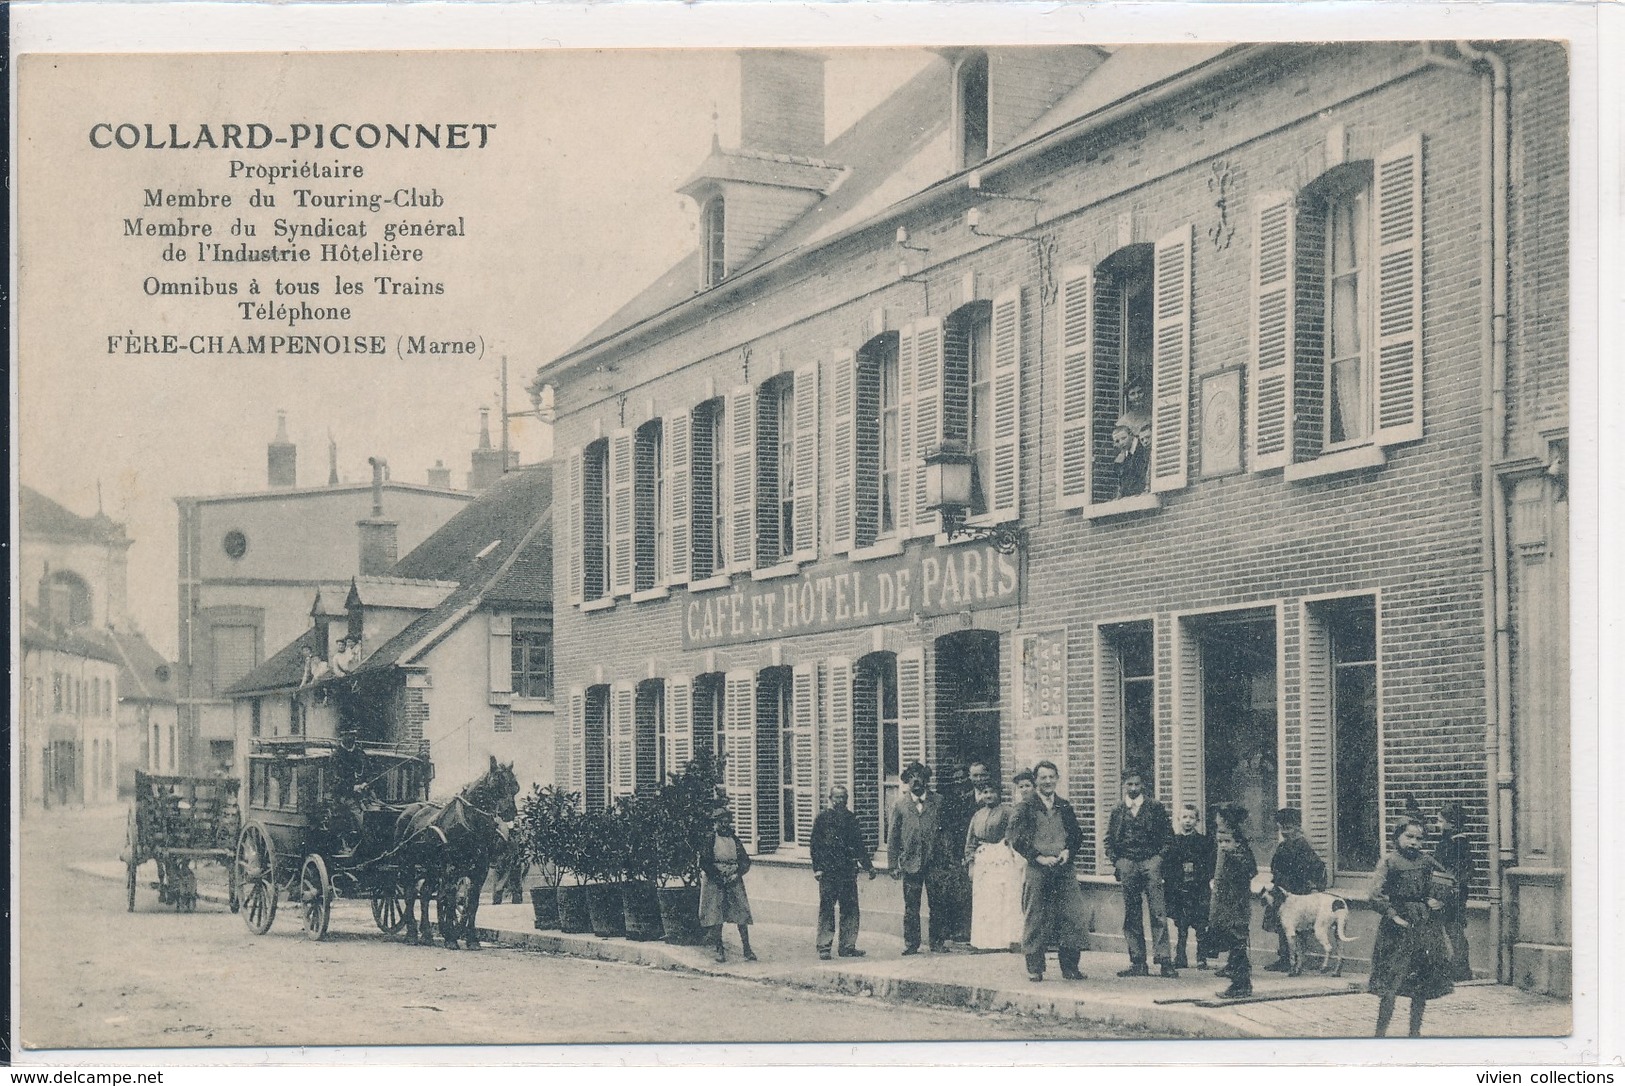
[536,43,1569,992]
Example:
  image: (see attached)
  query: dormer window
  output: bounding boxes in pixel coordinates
[957,52,990,169]
[702,196,727,287]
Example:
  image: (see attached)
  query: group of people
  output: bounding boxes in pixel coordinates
[693,762,1476,1037]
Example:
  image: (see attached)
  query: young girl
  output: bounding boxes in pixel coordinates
[1166,802,1216,970]
[698,804,756,963]
[1207,803,1257,998]
[964,783,1023,951]
[1368,817,1455,1036]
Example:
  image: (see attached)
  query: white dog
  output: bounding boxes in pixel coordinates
[1257,881,1355,977]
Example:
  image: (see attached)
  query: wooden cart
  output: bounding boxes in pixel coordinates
[125,771,241,913]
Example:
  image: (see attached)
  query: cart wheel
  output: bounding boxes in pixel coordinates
[371,882,408,934]
[236,824,277,935]
[437,874,474,945]
[300,854,333,942]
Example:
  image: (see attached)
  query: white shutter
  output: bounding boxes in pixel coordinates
[988,284,1023,522]
[826,657,854,803]
[1251,195,1297,471]
[1173,626,1202,815]
[567,686,586,804]
[611,682,636,798]
[488,614,513,696]
[1056,265,1094,510]
[829,350,858,554]
[912,318,944,535]
[791,363,820,563]
[609,429,634,596]
[664,411,692,587]
[728,385,756,571]
[1095,637,1123,874]
[666,676,693,779]
[1374,133,1424,446]
[791,663,819,846]
[564,450,583,605]
[723,669,758,851]
[1151,223,1193,493]
[896,324,917,538]
[1301,613,1334,865]
[896,647,927,772]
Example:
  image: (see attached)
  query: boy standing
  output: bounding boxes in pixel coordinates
[1166,803,1216,969]
[1264,807,1327,971]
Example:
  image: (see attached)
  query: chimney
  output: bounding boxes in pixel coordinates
[267,411,297,487]
[327,433,340,486]
[427,459,452,488]
[357,456,398,575]
[467,408,505,492]
[739,51,826,156]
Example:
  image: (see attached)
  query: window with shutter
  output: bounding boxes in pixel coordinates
[1250,194,1297,471]
[791,363,820,563]
[564,451,583,604]
[1086,246,1155,506]
[634,420,664,592]
[1056,266,1093,510]
[488,614,513,699]
[1305,596,1381,876]
[567,687,587,804]
[723,670,758,851]
[583,685,610,811]
[755,375,796,565]
[609,430,635,596]
[511,619,553,701]
[1094,628,1123,873]
[896,647,927,774]
[824,657,854,805]
[789,662,819,847]
[854,652,900,855]
[634,683,664,793]
[911,319,944,535]
[688,400,726,579]
[581,440,609,601]
[852,334,901,548]
[1151,224,1192,493]
[1373,135,1423,445]
[896,324,918,539]
[756,668,789,851]
[987,285,1023,521]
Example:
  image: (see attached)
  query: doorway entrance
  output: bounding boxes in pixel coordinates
[1197,612,1279,870]
[934,631,1001,787]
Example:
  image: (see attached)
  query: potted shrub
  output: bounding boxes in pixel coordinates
[519,785,573,930]
[579,805,628,939]
[537,791,592,933]
[616,793,666,942]
[647,753,723,946]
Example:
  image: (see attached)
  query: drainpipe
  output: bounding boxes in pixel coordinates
[1453,39,1513,985]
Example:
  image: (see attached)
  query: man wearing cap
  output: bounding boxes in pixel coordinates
[810,785,876,960]
[888,761,944,955]
[1105,767,1177,977]
[1007,759,1089,982]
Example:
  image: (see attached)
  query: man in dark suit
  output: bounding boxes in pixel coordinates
[810,784,876,960]
[1105,767,1177,977]
[888,761,943,954]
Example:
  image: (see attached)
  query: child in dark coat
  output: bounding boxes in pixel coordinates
[1208,803,1258,999]
[1433,801,1475,980]
[1368,817,1455,1036]
[1165,802,1216,969]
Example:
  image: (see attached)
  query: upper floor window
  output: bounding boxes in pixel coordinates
[702,197,726,288]
[854,334,900,547]
[581,438,610,600]
[1096,245,1154,502]
[756,375,797,564]
[511,619,554,701]
[634,420,666,592]
[944,303,994,516]
[957,51,990,169]
[690,399,727,579]
[210,624,259,695]
[46,571,93,628]
[1250,135,1423,474]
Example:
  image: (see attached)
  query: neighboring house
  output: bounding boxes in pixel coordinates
[19,485,177,803]
[537,45,1569,993]
[225,465,555,796]
[175,412,474,774]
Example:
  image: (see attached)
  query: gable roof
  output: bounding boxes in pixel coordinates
[20,485,130,545]
[391,466,552,582]
[347,575,459,612]
[105,628,179,703]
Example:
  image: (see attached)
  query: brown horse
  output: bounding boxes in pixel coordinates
[392,756,519,949]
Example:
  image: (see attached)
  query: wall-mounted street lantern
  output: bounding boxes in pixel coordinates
[923,440,1025,554]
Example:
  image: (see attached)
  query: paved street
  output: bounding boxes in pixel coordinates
[16,806,1125,1051]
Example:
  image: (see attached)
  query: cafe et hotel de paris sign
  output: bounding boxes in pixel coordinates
[682,543,1020,649]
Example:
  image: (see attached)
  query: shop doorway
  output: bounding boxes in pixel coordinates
[934,631,1001,788]
[1196,612,1280,870]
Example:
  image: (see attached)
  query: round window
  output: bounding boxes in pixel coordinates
[223,529,248,559]
[155,665,172,684]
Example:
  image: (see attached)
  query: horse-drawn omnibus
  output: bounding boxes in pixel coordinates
[235,736,518,947]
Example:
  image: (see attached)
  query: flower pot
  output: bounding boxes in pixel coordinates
[530,886,560,931]
[586,881,627,938]
[657,884,706,946]
[620,880,665,942]
[556,883,592,933]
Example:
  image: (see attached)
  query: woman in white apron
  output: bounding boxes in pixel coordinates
[965,782,1023,950]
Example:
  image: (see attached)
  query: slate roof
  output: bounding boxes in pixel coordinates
[347,576,460,611]
[19,606,125,667]
[550,44,1256,372]
[20,485,130,545]
[391,466,552,582]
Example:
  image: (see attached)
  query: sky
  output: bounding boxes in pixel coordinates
[15,48,931,657]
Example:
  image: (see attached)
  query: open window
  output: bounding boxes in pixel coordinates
[634,420,665,592]
[702,196,726,288]
[689,399,728,579]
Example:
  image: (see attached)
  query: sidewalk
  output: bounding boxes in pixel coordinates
[83,858,1571,1040]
